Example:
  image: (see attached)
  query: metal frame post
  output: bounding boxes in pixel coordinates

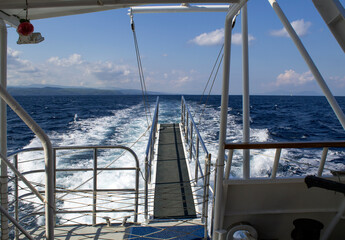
[213,1,247,237]
[145,155,148,219]
[269,0,345,130]
[318,147,329,176]
[242,3,250,179]
[14,155,19,240]
[189,121,193,160]
[195,136,199,181]
[0,87,55,239]
[93,148,98,225]
[0,19,8,240]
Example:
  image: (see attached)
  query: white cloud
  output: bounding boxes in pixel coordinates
[190,28,224,46]
[6,48,201,93]
[190,28,255,46]
[329,76,345,87]
[274,69,314,86]
[270,19,311,37]
[48,53,83,66]
[7,49,137,88]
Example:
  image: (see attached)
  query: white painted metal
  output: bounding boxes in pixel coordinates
[321,199,345,240]
[271,148,281,179]
[0,0,238,20]
[130,4,230,14]
[0,11,20,28]
[224,150,233,180]
[241,3,250,179]
[0,86,55,239]
[0,19,9,240]
[318,147,328,176]
[213,1,247,237]
[269,0,345,131]
[223,177,345,239]
[312,0,345,53]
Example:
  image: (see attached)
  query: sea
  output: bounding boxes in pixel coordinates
[7,95,345,175]
[5,94,345,227]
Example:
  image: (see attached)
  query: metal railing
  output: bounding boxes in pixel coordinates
[224,141,345,179]
[144,96,159,219]
[6,145,140,239]
[0,85,54,239]
[181,96,212,236]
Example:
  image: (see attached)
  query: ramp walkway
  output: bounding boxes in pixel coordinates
[153,123,196,219]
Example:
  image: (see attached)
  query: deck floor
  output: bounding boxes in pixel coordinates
[153,123,196,219]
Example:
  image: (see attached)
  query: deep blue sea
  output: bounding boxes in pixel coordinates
[7,95,345,178]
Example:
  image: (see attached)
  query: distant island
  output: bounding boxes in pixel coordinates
[7,86,160,96]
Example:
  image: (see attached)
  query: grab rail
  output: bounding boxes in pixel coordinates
[181,96,210,180]
[7,145,139,238]
[144,96,159,219]
[224,141,345,178]
[181,96,212,236]
[0,85,55,239]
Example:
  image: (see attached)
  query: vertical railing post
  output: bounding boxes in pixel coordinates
[224,149,234,180]
[53,148,57,226]
[318,147,329,177]
[134,158,139,223]
[189,121,193,160]
[181,98,184,127]
[145,155,148,220]
[271,148,281,179]
[92,148,97,225]
[14,154,19,240]
[203,154,211,240]
[185,113,189,142]
[195,136,199,182]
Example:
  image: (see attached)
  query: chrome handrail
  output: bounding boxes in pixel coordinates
[7,145,140,238]
[144,96,159,219]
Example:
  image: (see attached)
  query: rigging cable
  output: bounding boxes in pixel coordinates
[196,44,224,124]
[130,12,152,127]
[196,11,240,124]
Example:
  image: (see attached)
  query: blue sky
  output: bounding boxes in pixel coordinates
[6,0,345,95]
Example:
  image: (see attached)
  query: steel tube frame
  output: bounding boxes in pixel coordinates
[130,4,230,14]
[269,0,345,130]
[144,97,159,219]
[242,3,250,179]
[318,147,329,176]
[0,19,8,240]
[14,155,19,240]
[0,86,55,239]
[10,145,140,224]
[213,1,247,237]
[0,204,34,240]
[93,148,98,225]
[271,148,282,178]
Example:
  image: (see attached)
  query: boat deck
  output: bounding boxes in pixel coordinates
[154,123,196,219]
[25,220,205,239]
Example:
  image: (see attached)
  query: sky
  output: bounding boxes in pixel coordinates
[5,0,345,95]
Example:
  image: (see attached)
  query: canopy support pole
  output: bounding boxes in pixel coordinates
[242,3,250,179]
[0,19,8,240]
[269,0,345,130]
[213,1,247,239]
